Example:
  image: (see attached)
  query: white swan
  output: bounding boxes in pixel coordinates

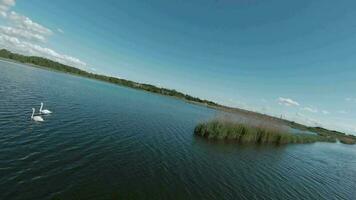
[39,102,52,114]
[31,108,44,122]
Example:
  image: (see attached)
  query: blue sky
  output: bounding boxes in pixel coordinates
[1,0,355,134]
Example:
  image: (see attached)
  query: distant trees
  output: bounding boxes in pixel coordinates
[0,49,218,107]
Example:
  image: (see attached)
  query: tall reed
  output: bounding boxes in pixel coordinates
[194,120,336,145]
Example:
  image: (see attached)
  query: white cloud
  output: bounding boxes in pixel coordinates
[57,28,64,33]
[338,110,347,114]
[0,0,15,17]
[0,1,86,68]
[278,97,300,107]
[321,110,329,115]
[0,34,86,67]
[0,2,51,43]
[303,107,318,113]
[7,11,52,35]
[0,26,47,42]
[1,0,15,6]
[345,97,356,102]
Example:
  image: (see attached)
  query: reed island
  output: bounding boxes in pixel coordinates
[194,120,354,145]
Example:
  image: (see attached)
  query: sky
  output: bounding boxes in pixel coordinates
[0,0,355,134]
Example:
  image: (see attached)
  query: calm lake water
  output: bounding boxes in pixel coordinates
[0,61,355,200]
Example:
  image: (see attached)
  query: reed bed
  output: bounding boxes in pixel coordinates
[194,120,336,145]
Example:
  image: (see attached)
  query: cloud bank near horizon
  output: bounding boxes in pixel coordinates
[0,0,86,68]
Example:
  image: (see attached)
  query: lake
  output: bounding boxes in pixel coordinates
[0,60,355,200]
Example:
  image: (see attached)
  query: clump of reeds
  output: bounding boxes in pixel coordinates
[339,137,356,144]
[194,120,336,145]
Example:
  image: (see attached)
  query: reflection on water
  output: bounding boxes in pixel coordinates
[0,61,355,200]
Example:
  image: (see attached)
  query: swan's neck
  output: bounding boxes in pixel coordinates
[40,103,43,112]
[31,109,34,119]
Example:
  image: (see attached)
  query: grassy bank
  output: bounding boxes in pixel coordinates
[289,123,356,145]
[194,120,336,145]
[339,137,356,144]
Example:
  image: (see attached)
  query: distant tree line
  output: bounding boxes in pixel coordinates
[0,49,219,106]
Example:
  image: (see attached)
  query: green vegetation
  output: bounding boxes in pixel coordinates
[339,137,356,144]
[0,49,218,106]
[194,120,336,145]
[289,123,356,145]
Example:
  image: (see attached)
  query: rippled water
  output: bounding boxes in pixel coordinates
[0,61,355,200]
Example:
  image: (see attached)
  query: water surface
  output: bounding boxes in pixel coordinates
[0,61,355,200]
